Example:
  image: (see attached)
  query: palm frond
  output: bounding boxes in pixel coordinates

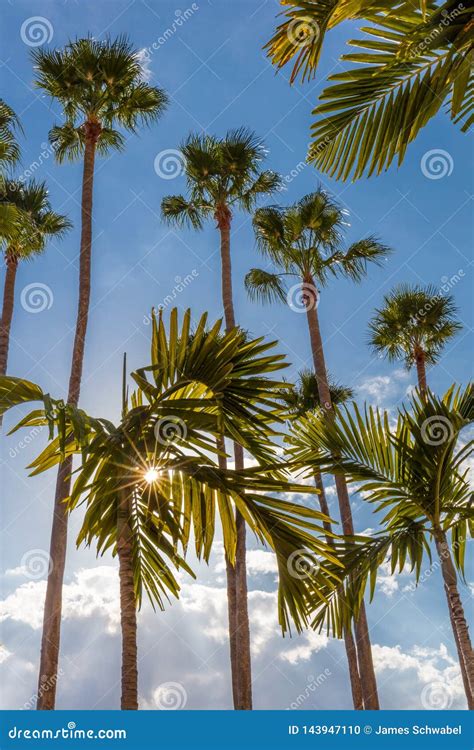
[308,4,473,179]
[245,268,288,305]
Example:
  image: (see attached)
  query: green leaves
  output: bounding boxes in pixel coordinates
[309,37,457,179]
[32,36,168,161]
[0,376,45,417]
[245,268,288,305]
[247,190,390,294]
[264,0,386,84]
[288,383,474,614]
[368,283,462,367]
[265,1,474,180]
[1,179,71,258]
[1,311,341,632]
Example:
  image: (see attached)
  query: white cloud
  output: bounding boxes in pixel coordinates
[377,560,401,597]
[357,369,412,408]
[135,49,152,81]
[372,643,465,708]
[280,630,329,665]
[0,644,12,664]
[246,550,278,576]
[0,566,120,633]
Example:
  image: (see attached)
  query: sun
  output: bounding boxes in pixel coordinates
[144,467,160,484]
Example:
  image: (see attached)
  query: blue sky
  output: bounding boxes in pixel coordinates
[0,0,473,711]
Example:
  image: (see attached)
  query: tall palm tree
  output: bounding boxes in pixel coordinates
[369,284,462,397]
[368,282,467,696]
[0,308,340,709]
[289,384,474,708]
[265,1,474,179]
[161,129,282,709]
[282,370,364,709]
[0,180,71,378]
[246,188,391,709]
[32,35,168,709]
[0,100,23,241]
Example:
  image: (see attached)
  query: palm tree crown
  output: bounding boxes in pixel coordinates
[245,188,389,303]
[287,383,474,707]
[282,369,354,418]
[2,180,71,259]
[0,100,22,242]
[32,35,168,161]
[0,99,21,174]
[369,283,462,368]
[161,128,281,229]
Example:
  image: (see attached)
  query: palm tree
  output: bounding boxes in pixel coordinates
[282,370,364,708]
[0,100,23,240]
[265,0,473,179]
[161,129,282,709]
[369,284,462,397]
[0,180,71,378]
[31,35,168,709]
[289,384,474,708]
[246,188,391,709]
[0,308,340,709]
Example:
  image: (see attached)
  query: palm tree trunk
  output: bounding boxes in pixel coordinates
[314,473,364,709]
[37,133,97,710]
[303,276,380,710]
[0,251,18,377]
[217,206,252,710]
[433,527,474,709]
[414,347,427,398]
[216,433,239,707]
[118,490,138,710]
